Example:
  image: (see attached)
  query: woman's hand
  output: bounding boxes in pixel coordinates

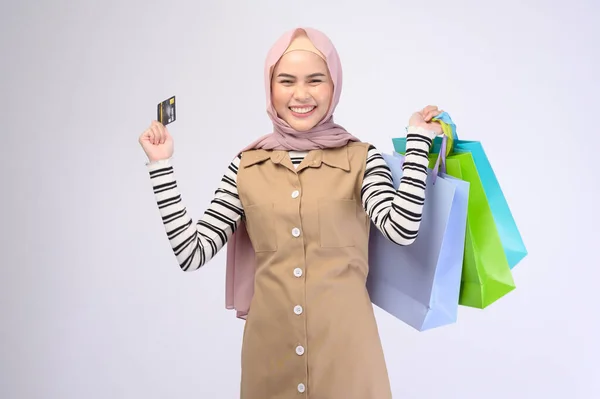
[409,105,443,135]
[139,120,174,162]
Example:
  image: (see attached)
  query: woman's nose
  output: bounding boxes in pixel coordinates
[293,85,310,101]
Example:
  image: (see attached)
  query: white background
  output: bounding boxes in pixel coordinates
[2,0,599,397]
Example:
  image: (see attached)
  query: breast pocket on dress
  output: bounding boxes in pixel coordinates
[317,198,357,248]
[244,203,278,252]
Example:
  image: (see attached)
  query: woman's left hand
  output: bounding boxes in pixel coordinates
[409,105,444,135]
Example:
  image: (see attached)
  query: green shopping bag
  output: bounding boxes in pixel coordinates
[445,153,515,308]
[395,147,515,309]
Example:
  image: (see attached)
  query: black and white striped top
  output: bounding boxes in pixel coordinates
[148,127,435,272]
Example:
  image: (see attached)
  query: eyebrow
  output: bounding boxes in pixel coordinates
[276,72,327,79]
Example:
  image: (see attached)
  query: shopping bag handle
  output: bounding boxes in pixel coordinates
[432,112,458,157]
[431,134,448,184]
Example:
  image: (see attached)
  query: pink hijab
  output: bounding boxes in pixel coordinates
[225,27,361,319]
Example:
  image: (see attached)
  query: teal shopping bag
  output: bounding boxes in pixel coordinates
[393,112,527,269]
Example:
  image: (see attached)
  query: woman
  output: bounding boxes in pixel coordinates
[139,27,442,399]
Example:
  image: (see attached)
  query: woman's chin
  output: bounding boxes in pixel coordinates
[290,124,314,132]
[284,115,320,132]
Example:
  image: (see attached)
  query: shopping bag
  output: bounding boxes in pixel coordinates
[392,132,516,308]
[446,152,516,307]
[393,112,527,269]
[366,140,468,331]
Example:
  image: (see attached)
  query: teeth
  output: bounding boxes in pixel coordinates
[290,106,315,114]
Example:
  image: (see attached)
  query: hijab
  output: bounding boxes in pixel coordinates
[240,27,361,151]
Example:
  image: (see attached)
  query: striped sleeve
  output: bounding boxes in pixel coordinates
[361,126,436,245]
[146,155,244,271]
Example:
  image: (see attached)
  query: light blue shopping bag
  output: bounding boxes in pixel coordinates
[392,112,528,268]
[366,143,469,331]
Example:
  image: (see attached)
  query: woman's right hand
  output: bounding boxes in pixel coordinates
[139,120,174,162]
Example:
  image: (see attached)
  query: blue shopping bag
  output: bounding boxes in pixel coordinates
[367,143,469,331]
[392,112,528,269]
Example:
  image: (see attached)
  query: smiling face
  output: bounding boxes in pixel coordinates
[270,50,333,132]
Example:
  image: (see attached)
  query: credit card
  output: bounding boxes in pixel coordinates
[157,96,176,125]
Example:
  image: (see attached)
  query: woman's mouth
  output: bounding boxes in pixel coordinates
[289,106,316,118]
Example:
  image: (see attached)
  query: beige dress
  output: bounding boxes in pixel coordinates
[236,142,392,399]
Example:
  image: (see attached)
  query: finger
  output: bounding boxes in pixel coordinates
[421,107,435,121]
[150,127,158,142]
[147,122,158,143]
[159,124,167,144]
[163,127,171,143]
[151,120,163,135]
[150,125,160,145]
[427,108,443,121]
[154,125,164,145]
[147,128,155,145]
[157,124,167,144]
[140,129,151,144]
[152,123,163,145]
[423,105,437,114]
